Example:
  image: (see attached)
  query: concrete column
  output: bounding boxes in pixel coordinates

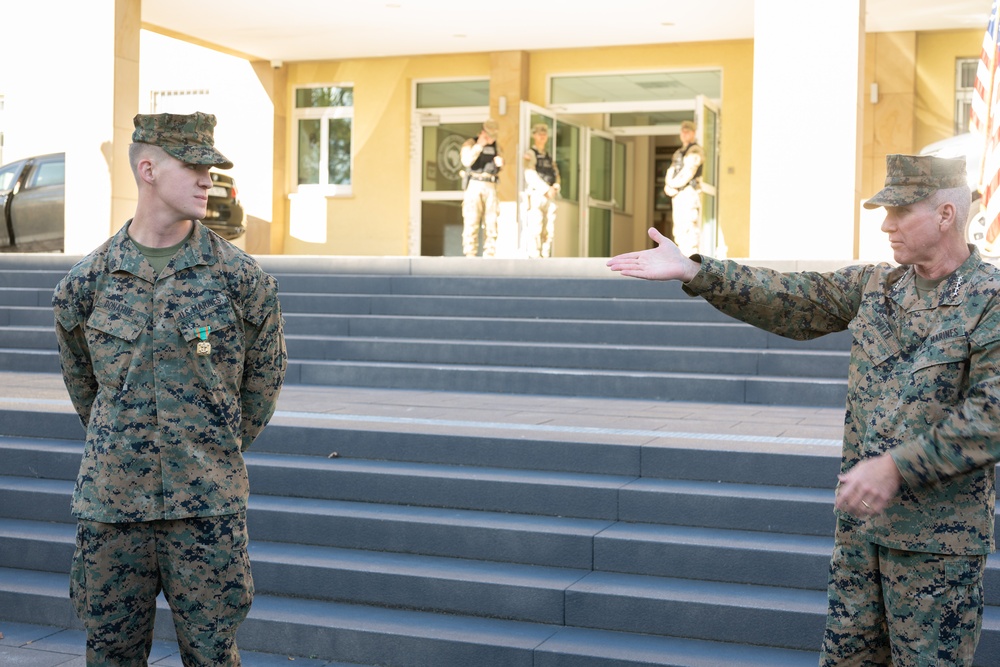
[490,51,529,257]
[251,60,288,255]
[749,0,865,260]
[110,0,142,244]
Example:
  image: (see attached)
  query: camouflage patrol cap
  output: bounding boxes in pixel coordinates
[863,154,967,209]
[482,118,499,139]
[531,123,549,135]
[680,120,696,132]
[131,112,233,169]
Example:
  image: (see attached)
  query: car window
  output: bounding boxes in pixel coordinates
[0,162,21,191]
[27,160,65,189]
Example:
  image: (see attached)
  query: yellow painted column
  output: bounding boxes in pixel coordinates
[858,31,916,261]
[110,0,142,242]
[490,51,529,257]
[251,60,288,255]
[749,0,865,261]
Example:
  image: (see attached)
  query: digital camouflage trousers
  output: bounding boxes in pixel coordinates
[820,518,984,667]
[70,512,253,667]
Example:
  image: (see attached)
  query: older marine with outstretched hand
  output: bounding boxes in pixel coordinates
[609,153,998,666]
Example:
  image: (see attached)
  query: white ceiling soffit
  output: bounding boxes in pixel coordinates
[141,0,993,63]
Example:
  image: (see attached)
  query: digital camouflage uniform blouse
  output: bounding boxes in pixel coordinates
[52,221,287,523]
[684,250,1000,555]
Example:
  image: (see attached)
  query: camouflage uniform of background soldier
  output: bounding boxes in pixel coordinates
[52,112,287,666]
[608,154,998,666]
[663,120,704,256]
[522,122,560,258]
[460,118,504,257]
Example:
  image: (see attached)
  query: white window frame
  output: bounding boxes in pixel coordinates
[956,57,976,135]
[292,83,354,197]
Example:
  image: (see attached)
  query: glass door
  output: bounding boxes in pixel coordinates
[584,128,615,257]
[411,111,484,256]
[696,95,721,256]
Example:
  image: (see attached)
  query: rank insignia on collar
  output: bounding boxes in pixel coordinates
[949,275,963,301]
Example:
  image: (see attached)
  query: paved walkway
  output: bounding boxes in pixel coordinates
[0,371,846,665]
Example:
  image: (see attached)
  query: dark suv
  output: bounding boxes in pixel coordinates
[204,170,246,241]
[0,152,246,252]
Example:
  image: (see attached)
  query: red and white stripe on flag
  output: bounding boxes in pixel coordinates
[973,0,1000,244]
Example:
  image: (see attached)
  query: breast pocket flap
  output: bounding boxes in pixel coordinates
[87,308,144,342]
[178,304,238,343]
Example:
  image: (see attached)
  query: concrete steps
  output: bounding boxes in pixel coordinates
[1,405,998,665]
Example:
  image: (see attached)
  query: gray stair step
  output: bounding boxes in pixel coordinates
[595,522,834,590]
[251,424,643,477]
[250,422,839,486]
[565,571,827,651]
[0,288,53,307]
[0,476,74,523]
[291,359,849,407]
[286,335,850,378]
[281,312,850,351]
[0,306,55,327]
[247,494,611,569]
[641,443,841,487]
[249,540,586,625]
[247,452,632,520]
[0,436,81,481]
[278,291,736,323]
[266,272,689,300]
[0,327,56,350]
[620,478,837,536]
[0,270,65,289]
[0,409,85,441]
[0,518,75,573]
[0,348,61,373]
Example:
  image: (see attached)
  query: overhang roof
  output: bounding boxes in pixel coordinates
[142,0,993,63]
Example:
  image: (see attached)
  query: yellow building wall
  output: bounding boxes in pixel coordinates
[916,29,981,149]
[860,27,979,230]
[277,32,971,259]
[283,54,491,255]
[279,41,754,257]
[863,32,917,205]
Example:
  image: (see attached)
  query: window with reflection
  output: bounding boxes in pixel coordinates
[294,85,354,195]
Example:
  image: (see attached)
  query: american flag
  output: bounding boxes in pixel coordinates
[972,0,1000,244]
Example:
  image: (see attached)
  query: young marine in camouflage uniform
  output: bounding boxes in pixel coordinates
[608,154,997,666]
[52,112,287,666]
